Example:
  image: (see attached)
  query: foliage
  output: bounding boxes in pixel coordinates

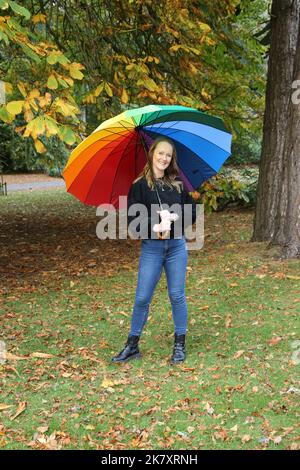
[25,0,268,141]
[0,121,69,173]
[196,167,258,213]
[0,0,269,167]
[0,0,85,154]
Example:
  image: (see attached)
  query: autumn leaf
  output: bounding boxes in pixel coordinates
[6,100,24,115]
[34,139,47,153]
[11,401,27,421]
[267,337,282,346]
[104,82,113,97]
[121,87,129,104]
[5,352,28,361]
[30,352,55,358]
[0,404,13,411]
[47,74,58,90]
[233,350,244,359]
[32,13,46,24]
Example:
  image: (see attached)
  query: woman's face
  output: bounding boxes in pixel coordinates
[152,141,173,178]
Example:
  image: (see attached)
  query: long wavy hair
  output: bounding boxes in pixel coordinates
[133,136,184,193]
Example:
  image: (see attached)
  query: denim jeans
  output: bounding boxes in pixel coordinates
[129,237,188,336]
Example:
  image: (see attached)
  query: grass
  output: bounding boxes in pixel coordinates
[0,189,299,450]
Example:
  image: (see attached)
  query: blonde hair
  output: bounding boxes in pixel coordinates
[133,136,184,193]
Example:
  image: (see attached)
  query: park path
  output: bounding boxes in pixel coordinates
[1,173,66,192]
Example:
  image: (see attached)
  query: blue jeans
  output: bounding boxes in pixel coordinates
[129,237,188,336]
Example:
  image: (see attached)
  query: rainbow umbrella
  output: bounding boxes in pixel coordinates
[62,104,232,208]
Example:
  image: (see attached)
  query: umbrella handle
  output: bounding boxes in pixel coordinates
[153,180,171,239]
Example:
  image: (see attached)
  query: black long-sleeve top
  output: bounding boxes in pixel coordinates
[127,176,197,239]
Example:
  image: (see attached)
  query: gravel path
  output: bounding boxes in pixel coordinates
[1,173,66,192]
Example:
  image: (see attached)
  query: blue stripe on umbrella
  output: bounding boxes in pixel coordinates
[142,129,217,189]
[143,120,232,153]
[143,124,231,171]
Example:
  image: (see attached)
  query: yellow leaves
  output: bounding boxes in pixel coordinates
[6,100,24,115]
[68,62,85,80]
[44,116,59,136]
[198,21,211,33]
[205,37,216,46]
[169,44,182,53]
[94,82,105,97]
[104,82,113,97]
[54,98,79,118]
[120,87,129,104]
[101,378,114,388]
[4,81,13,95]
[58,125,76,145]
[47,74,58,90]
[17,82,27,97]
[137,77,159,92]
[0,106,14,123]
[46,50,69,65]
[34,139,46,154]
[38,92,52,109]
[144,55,160,64]
[201,88,211,101]
[32,13,46,24]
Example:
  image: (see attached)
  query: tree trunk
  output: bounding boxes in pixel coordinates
[279,6,300,258]
[252,0,300,253]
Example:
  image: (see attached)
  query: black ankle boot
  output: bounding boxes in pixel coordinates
[170,333,186,364]
[111,335,141,363]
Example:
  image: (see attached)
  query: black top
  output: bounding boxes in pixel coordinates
[127,176,197,239]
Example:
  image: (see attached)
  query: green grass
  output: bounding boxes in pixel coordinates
[0,189,299,450]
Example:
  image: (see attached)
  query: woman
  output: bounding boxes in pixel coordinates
[112,136,197,364]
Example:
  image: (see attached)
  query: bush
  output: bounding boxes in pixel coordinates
[195,167,258,213]
[0,123,70,176]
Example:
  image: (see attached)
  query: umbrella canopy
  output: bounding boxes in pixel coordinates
[62,104,232,208]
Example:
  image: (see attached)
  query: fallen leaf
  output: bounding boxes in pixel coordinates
[267,337,282,346]
[37,426,49,433]
[234,350,244,359]
[101,378,114,388]
[5,352,28,361]
[0,404,13,411]
[241,434,251,443]
[11,402,27,421]
[31,352,55,358]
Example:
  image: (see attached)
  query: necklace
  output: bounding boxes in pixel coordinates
[155,177,165,191]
